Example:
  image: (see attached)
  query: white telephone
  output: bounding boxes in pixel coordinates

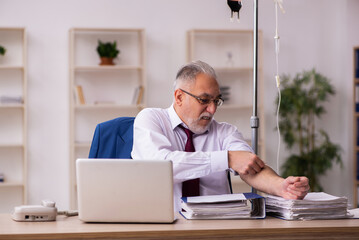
[12,200,58,222]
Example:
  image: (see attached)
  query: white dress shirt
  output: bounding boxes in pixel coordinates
[131,105,253,212]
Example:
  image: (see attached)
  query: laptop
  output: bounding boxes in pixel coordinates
[76,158,175,223]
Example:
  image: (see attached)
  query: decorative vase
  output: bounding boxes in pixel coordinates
[99,57,114,66]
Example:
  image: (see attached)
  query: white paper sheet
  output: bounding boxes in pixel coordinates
[185,193,246,203]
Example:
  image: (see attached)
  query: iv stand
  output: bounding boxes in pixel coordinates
[250,0,259,194]
[227,0,260,194]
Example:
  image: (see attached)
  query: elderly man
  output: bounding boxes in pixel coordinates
[131,60,309,211]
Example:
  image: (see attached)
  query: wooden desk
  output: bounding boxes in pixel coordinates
[0,214,359,240]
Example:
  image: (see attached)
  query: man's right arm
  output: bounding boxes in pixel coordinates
[228,151,309,199]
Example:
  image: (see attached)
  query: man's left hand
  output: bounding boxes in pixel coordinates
[280,176,310,200]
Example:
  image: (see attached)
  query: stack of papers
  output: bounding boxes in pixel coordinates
[266,192,353,220]
[0,96,23,104]
[180,193,251,220]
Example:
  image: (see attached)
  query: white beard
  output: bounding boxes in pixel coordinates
[186,112,213,134]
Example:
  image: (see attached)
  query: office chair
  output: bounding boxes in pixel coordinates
[88,117,135,158]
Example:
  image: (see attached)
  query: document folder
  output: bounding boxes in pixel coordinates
[180,192,266,220]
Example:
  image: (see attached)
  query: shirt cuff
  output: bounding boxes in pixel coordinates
[210,151,229,173]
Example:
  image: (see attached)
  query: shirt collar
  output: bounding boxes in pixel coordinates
[167,104,185,130]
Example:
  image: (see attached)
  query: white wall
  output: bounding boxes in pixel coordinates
[0,0,358,210]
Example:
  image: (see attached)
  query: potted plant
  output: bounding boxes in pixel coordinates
[96,40,120,65]
[0,45,6,56]
[277,69,342,192]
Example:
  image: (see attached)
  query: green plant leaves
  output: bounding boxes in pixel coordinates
[0,45,6,55]
[96,40,120,58]
[277,69,342,192]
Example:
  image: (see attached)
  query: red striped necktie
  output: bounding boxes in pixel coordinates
[178,125,200,197]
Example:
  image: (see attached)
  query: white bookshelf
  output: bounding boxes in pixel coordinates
[69,28,146,209]
[187,29,265,193]
[0,27,27,213]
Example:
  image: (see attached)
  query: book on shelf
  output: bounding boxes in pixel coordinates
[132,86,144,105]
[356,84,359,112]
[180,192,265,220]
[0,96,23,104]
[74,85,85,105]
[266,192,353,220]
[220,86,230,102]
[356,49,359,79]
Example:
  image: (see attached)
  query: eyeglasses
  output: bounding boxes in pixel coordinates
[180,88,224,107]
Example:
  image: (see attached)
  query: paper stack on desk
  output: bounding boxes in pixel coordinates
[266,192,353,220]
[180,193,257,220]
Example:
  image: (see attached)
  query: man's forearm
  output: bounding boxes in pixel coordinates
[239,165,284,196]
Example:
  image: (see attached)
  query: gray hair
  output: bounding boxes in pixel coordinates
[174,60,217,90]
